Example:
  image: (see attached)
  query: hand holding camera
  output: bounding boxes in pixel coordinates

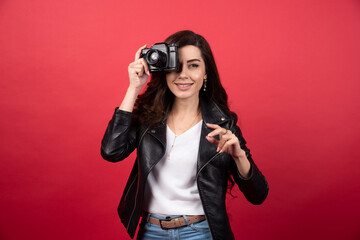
[128,43,180,92]
[127,44,150,92]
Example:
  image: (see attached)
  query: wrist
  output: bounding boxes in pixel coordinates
[234,149,247,162]
[119,86,141,112]
[127,85,142,95]
[233,151,251,179]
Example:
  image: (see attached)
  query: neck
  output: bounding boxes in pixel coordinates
[167,96,202,136]
[171,96,200,116]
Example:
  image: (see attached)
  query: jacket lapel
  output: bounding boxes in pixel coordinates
[197,97,230,173]
[141,121,167,175]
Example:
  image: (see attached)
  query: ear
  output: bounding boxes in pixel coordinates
[204,74,207,80]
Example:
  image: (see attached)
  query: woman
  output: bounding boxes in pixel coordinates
[101,30,269,240]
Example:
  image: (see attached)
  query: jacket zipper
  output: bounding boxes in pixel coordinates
[196,151,221,240]
[126,126,149,232]
[122,172,138,207]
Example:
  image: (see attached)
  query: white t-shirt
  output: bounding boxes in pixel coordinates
[143,120,204,215]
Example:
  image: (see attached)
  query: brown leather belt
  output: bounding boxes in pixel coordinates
[148,215,206,230]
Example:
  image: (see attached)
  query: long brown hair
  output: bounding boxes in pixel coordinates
[132,30,233,127]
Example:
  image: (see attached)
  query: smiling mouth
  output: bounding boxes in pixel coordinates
[175,83,193,87]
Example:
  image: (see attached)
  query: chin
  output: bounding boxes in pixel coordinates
[173,92,199,100]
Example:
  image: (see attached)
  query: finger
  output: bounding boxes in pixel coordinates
[133,59,149,76]
[128,62,136,68]
[207,127,227,137]
[136,68,144,77]
[135,44,147,61]
[205,135,219,146]
[207,123,228,135]
[128,65,137,75]
[219,138,238,153]
[206,123,221,130]
[131,63,142,73]
[217,134,233,151]
[133,60,147,75]
[139,58,150,75]
[128,60,143,71]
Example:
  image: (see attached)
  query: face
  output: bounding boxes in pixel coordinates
[166,45,207,102]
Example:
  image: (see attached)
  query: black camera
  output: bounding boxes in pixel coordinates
[140,43,179,73]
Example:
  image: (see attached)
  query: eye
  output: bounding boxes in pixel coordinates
[189,64,199,68]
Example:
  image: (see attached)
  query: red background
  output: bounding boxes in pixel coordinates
[1,0,360,239]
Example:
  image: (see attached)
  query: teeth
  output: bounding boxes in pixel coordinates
[177,84,191,87]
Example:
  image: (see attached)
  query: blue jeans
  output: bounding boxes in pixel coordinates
[137,213,212,240]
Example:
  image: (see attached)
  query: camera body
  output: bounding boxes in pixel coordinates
[140,43,179,73]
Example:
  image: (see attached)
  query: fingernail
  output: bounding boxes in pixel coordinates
[207,134,212,137]
[216,147,219,152]
[147,71,150,75]
[219,149,223,153]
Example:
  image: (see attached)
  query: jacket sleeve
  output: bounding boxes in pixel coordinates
[229,120,269,205]
[101,107,137,162]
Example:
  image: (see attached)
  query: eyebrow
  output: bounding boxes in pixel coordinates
[186,59,201,63]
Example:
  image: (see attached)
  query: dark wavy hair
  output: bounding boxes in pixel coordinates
[132,30,233,127]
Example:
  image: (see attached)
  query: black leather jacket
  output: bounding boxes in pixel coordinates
[101,98,269,240]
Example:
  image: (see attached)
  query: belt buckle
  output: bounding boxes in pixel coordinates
[159,217,174,230]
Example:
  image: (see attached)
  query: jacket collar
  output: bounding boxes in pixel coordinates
[199,96,230,126]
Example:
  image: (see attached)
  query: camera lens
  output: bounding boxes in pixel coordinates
[146,49,166,68]
[147,50,161,65]
[149,52,159,62]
